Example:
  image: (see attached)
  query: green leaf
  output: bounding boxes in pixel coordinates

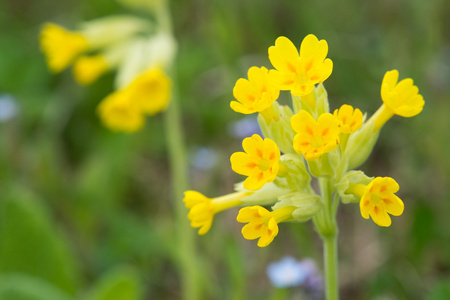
[0,188,80,294]
[0,274,73,300]
[83,266,142,300]
[427,280,450,300]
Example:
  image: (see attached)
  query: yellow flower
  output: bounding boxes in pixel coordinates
[72,55,109,86]
[126,68,171,115]
[348,177,404,227]
[230,134,280,191]
[237,205,296,247]
[333,104,363,134]
[40,23,89,73]
[184,191,249,235]
[230,66,280,114]
[381,70,424,117]
[97,90,145,133]
[373,70,425,131]
[268,34,333,96]
[291,110,340,161]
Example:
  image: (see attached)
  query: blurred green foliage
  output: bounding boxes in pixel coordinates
[0,0,449,299]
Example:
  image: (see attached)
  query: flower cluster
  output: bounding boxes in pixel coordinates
[184,34,424,247]
[40,9,176,133]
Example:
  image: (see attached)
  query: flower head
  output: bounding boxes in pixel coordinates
[230,67,280,114]
[268,34,333,96]
[230,134,280,191]
[73,55,109,85]
[359,177,404,227]
[291,110,340,161]
[40,23,89,73]
[333,104,363,134]
[184,191,248,235]
[127,68,171,115]
[97,90,144,133]
[237,205,296,247]
[381,70,424,117]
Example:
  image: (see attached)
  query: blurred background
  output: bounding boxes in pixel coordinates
[0,0,449,299]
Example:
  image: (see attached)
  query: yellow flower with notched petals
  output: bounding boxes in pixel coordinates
[230,134,280,191]
[231,66,280,114]
[268,34,333,96]
[40,23,89,73]
[73,55,109,86]
[237,205,296,247]
[333,104,363,134]
[127,68,171,116]
[358,177,404,227]
[381,70,424,117]
[97,90,144,133]
[372,70,425,132]
[184,191,249,235]
[291,110,340,161]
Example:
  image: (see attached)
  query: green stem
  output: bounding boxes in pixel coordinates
[165,80,200,300]
[315,177,339,300]
[323,234,339,300]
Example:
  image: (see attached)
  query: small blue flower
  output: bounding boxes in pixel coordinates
[0,94,19,122]
[227,116,261,139]
[266,256,307,288]
[190,147,218,170]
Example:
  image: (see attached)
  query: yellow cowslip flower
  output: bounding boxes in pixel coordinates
[184,191,250,235]
[230,134,280,191]
[348,177,404,227]
[373,70,425,131]
[126,68,171,116]
[72,55,109,86]
[291,110,340,161]
[97,90,145,133]
[230,66,280,119]
[237,205,296,247]
[333,104,363,134]
[40,23,89,73]
[268,34,333,96]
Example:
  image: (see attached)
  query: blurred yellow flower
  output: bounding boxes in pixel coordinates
[291,110,340,161]
[184,191,249,235]
[230,66,280,115]
[40,23,89,73]
[333,104,363,134]
[127,68,171,115]
[73,55,109,86]
[237,205,296,247]
[268,34,333,96]
[97,90,144,133]
[230,134,280,191]
[357,177,404,227]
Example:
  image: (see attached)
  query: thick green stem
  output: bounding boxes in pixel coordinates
[165,84,200,300]
[315,177,339,300]
[323,234,339,300]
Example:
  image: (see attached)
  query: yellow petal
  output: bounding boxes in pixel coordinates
[369,206,392,227]
[268,36,300,74]
[257,218,278,247]
[242,222,264,240]
[382,195,404,216]
[230,152,257,176]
